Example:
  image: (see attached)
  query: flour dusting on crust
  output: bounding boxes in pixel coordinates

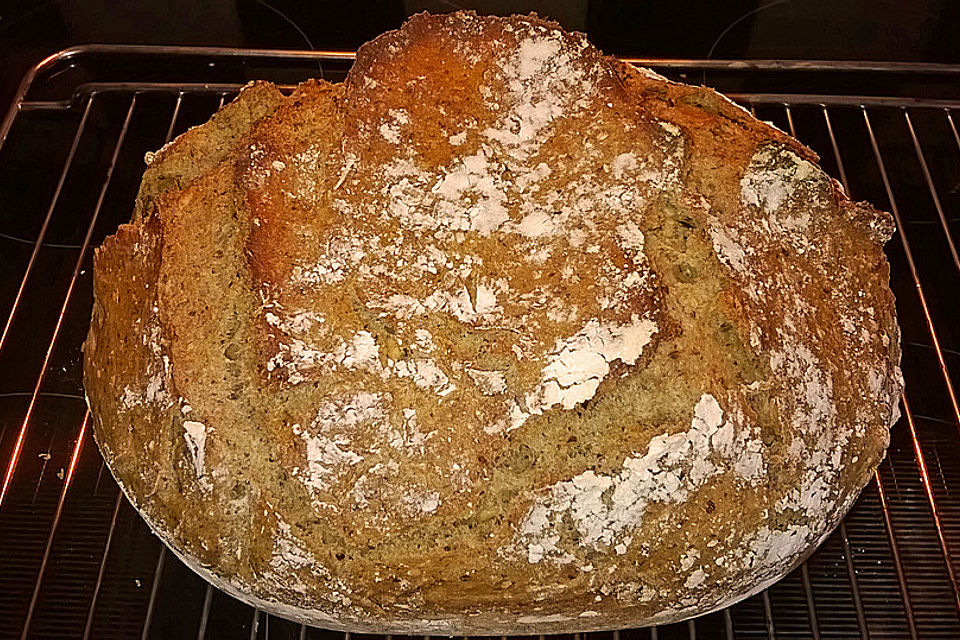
[516,393,766,565]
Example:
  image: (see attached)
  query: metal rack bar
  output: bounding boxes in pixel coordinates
[2,45,958,145]
[948,111,960,158]
[82,491,123,640]
[874,469,919,640]
[819,104,924,638]
[761,591,776,639]
[799,564,821,640]
[197,584,214,639]
[166,92,184,143]
[862,107,960,433]
[32,432,56,504]
[903,396,960,610]
[904,111,960,275]
[0,94,94,358]
[20,42,960,70]
[723,609,734,638]
[93,458,106,494]
[783,105,796,141]
[734,94,960,108]
[17,88,960,113]
[141,547,167,640]
[820,108,851,191]
[620,58,960,74]
[249,609,261,640]
[0,93,136,510]
[838,521,871,639]
[18,412,89,639]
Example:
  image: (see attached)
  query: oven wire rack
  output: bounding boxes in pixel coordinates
[0,45,959,639]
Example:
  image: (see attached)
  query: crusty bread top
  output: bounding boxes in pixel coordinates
[84,11,902,634]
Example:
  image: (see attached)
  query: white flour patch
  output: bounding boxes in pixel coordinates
[400,487,442,516]
[512,315,658,428]
[423,284,501,324]
[385,146,512,236]
[741,147,818,214]
[381,408,435,453]
[350,460,400,509]
[709,223,751,276]
[379,109,409,145]
[266,337,330,384]
[284,310,323,334]
[145,372,169,406]
[183,420,211,491]
[380,294,428,320]
[770,335,845,519]
[119,386,139,411]
[684,569,707,590]
[289,235,367,287]
[740,146,826,252]
[291,262,346,286]
[616,220,645,254]
[271,520,315,572]
[294,423,365,492]
[268,329,380,385]
[413,328,436,353]
[769,340,836,440]
[610,153,639,180]
[517,394,766,563]
[293,393,386,495]
[379,122,400,144]
[393,358,455,396]
[483,35,593,155]
[516,210,556,238]
[467,368,508,395]
[339,331,379,369]
[267,309,324,335]
[545,303,579,324]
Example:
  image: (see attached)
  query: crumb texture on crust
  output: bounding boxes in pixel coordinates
[84,10,902,634]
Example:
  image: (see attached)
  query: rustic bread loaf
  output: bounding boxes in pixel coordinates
[83,11,903,634]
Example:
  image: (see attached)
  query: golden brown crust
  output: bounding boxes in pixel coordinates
[84,11,902,634]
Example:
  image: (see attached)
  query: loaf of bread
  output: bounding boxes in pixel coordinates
[83,11,903,634]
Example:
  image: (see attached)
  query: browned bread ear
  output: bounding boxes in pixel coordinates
[134,80,285,220]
